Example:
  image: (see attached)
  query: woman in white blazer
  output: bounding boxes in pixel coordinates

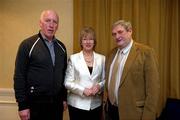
[64,27,105,120]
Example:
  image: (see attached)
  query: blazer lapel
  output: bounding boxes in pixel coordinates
[119,43,138,87]
[79,51,91,77]
[91,52,97,77]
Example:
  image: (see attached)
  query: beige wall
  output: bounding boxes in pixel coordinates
[0,0,73,88]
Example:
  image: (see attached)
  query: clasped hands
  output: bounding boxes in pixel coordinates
[83,84,100,96]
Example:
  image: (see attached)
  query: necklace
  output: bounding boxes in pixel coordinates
[85,58,93,63]
[83,52,94,66]
[84,56,93,62]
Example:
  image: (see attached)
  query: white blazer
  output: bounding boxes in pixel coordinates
[64,51,105,110]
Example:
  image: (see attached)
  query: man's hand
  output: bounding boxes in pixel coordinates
[19,109,30,120]
[63,101,67,111]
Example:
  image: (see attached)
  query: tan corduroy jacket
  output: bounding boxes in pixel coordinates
[105,41,160,120]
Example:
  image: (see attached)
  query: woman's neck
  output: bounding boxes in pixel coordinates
[83,50,94,67]
[83,50,93,56]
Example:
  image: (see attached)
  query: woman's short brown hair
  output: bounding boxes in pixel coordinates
[79,26,97,49]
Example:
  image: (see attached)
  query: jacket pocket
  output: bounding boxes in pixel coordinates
[136,101,145,107]
[136,101,144,113]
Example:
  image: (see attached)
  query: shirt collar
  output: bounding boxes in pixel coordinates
[118,39,133,55]
[40,31,56,42]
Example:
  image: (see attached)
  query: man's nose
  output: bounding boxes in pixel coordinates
[49,21,56,27]
[115,33,121,39]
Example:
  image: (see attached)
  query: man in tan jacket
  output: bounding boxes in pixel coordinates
[105,20,160,120]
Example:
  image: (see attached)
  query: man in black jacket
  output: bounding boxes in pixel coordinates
[14,10,67,120]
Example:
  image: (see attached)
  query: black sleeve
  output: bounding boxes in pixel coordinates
[13,40,30,111]
[62,43,67,101]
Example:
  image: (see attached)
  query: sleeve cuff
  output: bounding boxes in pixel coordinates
[18,101,29,111]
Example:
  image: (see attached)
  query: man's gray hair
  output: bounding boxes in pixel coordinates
[112,20,132,31]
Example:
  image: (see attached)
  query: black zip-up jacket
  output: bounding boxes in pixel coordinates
[14,33,67,111]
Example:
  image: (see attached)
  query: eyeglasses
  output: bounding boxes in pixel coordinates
[82,39,94,43]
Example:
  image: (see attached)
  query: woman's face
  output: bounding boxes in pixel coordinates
[81,34,95,52]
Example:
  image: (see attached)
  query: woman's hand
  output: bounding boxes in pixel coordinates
[83,88,93,96]
[91,84,100,95]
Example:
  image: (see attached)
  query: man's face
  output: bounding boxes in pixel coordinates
[112,25,132,49]
[39,11,59,40]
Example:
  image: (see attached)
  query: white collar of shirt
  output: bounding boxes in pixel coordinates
[118,39,133,55]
